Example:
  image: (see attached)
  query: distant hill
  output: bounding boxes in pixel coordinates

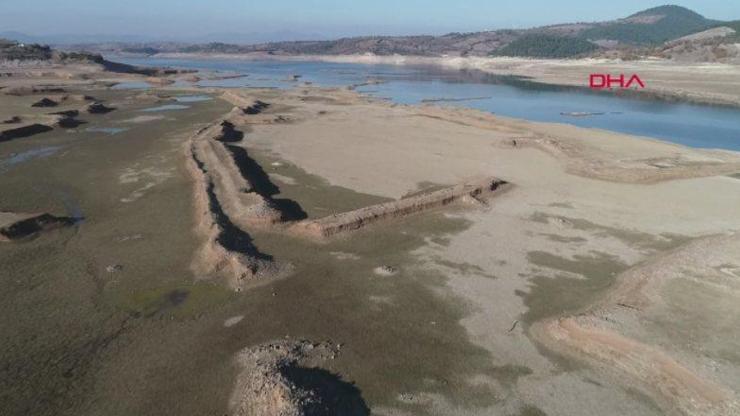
[577,5,719,45]
[492,34,597,58]
[31,5,740,61]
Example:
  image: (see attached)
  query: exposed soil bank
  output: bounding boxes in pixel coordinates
[534,234,740,416]
[0,211,76,241]
[0,123,53,142]
[186,134,287,290]
[293,177,510,239]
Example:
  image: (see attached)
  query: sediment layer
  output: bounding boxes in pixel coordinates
[534,234,740,416]
[186,124,287,290]
[293,177,510,239]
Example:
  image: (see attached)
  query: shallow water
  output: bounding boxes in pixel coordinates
[85,127,129,135]
[111,81,152,90]
[174,95,213,103]
[110,56,740,151]
[0,145,62,172]
[140,104,190,112]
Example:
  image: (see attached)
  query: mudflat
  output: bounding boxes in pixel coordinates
[1,59,740,416]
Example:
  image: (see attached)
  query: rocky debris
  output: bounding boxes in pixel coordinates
[31,97,58,108]
[230,339,368,416]
[105,264,124,273]
[2,116,21,124]
[0,212,75,242]
[373,265,398,276]
[85,102,115,114]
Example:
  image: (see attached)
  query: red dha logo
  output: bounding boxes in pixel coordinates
[589,74,645,89]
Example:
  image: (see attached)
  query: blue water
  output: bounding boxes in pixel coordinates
[85,127,129,135]
[111,81,152,90]
[175,95,213,103]
[0,146,63,173]
[111,57,740,151]
[140,104,190,112]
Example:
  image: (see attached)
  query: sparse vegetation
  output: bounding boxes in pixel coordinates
[491,34,597,58]
[0,40,52,61]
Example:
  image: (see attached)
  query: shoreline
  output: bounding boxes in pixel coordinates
[139,52,740,108]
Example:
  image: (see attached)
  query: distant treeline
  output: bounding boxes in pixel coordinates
[0,39,104,63]
[577,5,718,45]
[491,34,597,58]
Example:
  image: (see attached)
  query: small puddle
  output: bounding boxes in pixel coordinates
[111,81,152,90]
[140,104,190,112]
[0,146,63,172]
[175,95,213,103]
[85,127,129,135]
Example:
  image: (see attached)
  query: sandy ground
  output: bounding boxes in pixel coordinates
[2,61,740,416]
[227,87,740,415]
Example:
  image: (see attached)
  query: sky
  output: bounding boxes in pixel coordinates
[1,0,739,42]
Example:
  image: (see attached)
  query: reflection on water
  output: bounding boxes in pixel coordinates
[174,95,213,103]
[111,81,152,90]
[141,104,190,112]
[0,146,63,173]
[86,127,129,135]
[109,56,740,151]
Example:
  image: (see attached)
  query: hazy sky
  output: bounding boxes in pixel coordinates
[2,0,739,39]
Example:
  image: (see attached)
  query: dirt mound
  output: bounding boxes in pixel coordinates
[31,97,59,108]
[84,102,115,114]
[186,122,293,290]
[230,339,368,416]
[0,212,76,241]
[54,115,85,128]
[0,123,54,142]
[221,91,270,114]
[294,177,510,239]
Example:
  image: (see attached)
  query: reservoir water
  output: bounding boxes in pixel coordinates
[112,57,740,151]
